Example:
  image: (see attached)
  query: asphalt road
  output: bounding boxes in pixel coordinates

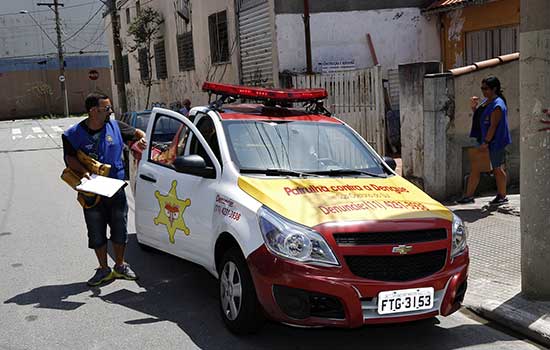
[0,118,545,350]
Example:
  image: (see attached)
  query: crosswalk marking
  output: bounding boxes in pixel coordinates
[9,124,72,141]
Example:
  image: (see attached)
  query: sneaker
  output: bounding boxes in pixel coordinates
[87,267,114,286]
[456,196,475,204]
[489,195,509,206]
[112,263,138,281]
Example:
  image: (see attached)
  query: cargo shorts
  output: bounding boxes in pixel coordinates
[83,189,128,249]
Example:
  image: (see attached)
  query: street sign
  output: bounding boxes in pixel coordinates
[58,75,65,82]
[88,70,99,81]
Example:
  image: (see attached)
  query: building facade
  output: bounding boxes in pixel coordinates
[424,0,520,69]
[108,0,442,111]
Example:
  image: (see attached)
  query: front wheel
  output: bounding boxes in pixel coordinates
[219,247,264,334]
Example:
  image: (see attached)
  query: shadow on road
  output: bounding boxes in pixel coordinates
[4,234,529,349]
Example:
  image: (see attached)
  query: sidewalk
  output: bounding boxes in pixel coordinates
[447,194,550,347]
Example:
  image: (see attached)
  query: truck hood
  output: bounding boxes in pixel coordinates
[238,176,452,227]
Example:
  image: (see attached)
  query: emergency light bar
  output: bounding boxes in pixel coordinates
[202,82,328,103]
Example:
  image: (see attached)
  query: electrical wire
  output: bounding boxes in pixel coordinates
[62,3,104,43]
[75,19,112,52]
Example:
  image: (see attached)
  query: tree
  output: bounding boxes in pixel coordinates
[127,7,163,109]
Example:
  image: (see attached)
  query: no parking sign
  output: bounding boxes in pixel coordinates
[88,70,99,81]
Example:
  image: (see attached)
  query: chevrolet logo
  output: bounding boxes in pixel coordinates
[392,245,413,255]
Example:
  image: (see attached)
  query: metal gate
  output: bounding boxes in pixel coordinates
[292,66,386,155]
[238,0,273,86]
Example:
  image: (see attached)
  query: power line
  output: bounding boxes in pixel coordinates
[74,19,112,52]
[62,3,104,42]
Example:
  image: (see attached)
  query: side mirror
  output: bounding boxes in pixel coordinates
[383,156,397,171]
[173,155,216,178]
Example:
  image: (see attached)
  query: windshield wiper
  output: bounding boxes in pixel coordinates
[311,169,387,178]
[240,168,321,177]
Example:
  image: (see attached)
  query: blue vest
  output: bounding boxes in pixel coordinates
[64,120,125,180]
[480,97,512,151]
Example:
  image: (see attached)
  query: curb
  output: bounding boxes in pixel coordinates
[465,300,550,348]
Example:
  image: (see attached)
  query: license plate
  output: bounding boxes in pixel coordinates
[377,287,434,315]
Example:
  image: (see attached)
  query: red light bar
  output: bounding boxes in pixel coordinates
[202,82,328,102]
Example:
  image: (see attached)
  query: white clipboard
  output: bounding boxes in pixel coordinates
[76,174,127,198]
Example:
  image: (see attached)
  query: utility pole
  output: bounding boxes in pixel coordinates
[303,0,312,74]
[38,1,69,118]
[520,0,550,299]
[104,0,127,114]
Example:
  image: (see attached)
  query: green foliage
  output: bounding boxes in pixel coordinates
[127,7,163,52]
[127,7,163,109]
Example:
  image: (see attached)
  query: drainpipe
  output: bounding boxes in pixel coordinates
[303,0,312,74]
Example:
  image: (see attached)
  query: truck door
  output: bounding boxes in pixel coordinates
[134,108,221,263]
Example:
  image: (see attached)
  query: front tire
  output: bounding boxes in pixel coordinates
[219,247,264,334]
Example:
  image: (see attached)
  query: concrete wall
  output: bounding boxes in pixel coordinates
[0,67,112,120]
[398,62,442,190]
[109,0,240,113]
[441,0,520,69]
[423,73,455,199]
[450,60,520,193]
[275,8,441,75]
[398,59,519,199]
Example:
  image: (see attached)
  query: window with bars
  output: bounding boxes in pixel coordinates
[154,40,168,80]
[125,8,130,24]
[177,31,195,71]
[208,11,230,64]
[122,54,130,83]
[465,26,519,65]
[138,48,149,81]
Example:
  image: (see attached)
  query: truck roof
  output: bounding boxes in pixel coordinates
[218,104,340,123]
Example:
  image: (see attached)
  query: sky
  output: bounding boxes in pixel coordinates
[0,0,109,58]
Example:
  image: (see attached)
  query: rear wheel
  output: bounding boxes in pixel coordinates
[219,247,264,334]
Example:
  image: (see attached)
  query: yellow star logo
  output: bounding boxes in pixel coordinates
[153,180,191,244]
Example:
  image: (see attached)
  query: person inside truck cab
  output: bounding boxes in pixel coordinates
[191,117,220,167]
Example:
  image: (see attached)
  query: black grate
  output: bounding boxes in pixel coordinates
[208,10,229,64]
[334,229,447,246]
[122,54,130,84]
[154,40,167,80]
[177,31,195,71]
[138,48,149,81]
[345,250,447,282]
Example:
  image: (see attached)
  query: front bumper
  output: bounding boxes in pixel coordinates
[247,244,469,328]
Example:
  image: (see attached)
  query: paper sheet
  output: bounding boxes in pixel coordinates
[76,174,127,198]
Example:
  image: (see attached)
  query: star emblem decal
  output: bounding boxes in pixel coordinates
[153,180,191,244]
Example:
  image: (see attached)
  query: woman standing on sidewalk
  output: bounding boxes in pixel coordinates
[458,76,512,205]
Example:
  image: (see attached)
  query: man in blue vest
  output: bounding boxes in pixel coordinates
[63,93,146,286]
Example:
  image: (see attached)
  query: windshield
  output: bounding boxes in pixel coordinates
[223,120,386,176]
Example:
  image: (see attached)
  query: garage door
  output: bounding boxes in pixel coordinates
[238,0,273,86]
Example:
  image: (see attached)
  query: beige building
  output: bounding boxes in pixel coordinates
[108,0,244,111]
[107,0,444,112]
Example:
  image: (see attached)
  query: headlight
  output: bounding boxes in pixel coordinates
[451,213,468,258]
[258,206,339,266]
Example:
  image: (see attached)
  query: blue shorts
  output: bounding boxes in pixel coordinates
[489,147,506,168]
[83,189,128,249]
